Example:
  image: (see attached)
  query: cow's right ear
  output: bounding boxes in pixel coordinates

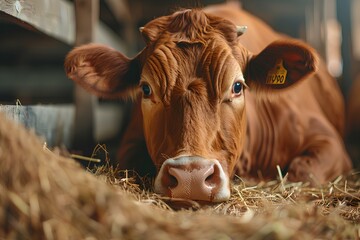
[65,44,141,100]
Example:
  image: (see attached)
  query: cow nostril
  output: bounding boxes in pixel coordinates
[165,167,180,189]
[205,175,214,187]
[204,165,219,187]
[168,174,178,188]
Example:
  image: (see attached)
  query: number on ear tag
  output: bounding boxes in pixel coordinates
[266,59,287,85]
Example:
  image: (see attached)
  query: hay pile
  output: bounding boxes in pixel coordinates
[95,165,360,239]
[0,113,359,239]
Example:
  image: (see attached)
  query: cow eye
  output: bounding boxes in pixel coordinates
[141,83,152,97]
[232,81,243,95]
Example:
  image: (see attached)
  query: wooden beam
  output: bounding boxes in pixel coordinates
[351,0,360,60]
[337,0,353,98]
[95,22,126,52]
[0,105,75,148]
[0,0,75,44]
[0,0,125,50]
[75,0,98,45]
[73,0,99,153]
[0,104,125,147]
[104,0,131,23]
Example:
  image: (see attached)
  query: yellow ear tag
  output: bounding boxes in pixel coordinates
[266,59,287,85]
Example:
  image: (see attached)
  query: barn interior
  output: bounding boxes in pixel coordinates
[1,0,360,238]
[1,0,359,168]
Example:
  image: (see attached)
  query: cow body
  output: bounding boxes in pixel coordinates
[206,4,350,182]
[65,3,352,202]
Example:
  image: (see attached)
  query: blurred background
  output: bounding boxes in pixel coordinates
[0,0,359,166]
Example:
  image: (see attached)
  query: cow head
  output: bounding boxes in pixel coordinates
[65,9,317,202]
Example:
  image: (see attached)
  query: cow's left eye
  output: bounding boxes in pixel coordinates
[232,81,243,95]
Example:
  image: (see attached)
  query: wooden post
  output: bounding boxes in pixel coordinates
[73,0,99,153]
[337,0,354,99]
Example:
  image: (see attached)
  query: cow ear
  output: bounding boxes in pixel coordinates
[245,40,318,91]
[65,44,141,100]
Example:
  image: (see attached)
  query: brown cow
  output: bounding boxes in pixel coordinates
[65,3,352,202]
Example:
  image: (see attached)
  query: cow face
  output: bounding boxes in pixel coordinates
[140,38,248,202]
[65,9,317,202]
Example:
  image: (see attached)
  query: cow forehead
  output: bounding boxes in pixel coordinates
[142,8,238,46]
[142,39,244,102]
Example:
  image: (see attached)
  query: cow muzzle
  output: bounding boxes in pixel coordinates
[154,156,231,202]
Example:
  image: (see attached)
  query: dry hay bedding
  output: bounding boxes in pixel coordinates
[0,113,359,240]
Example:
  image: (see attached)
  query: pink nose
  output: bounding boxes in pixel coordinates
[154,156,230,202]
